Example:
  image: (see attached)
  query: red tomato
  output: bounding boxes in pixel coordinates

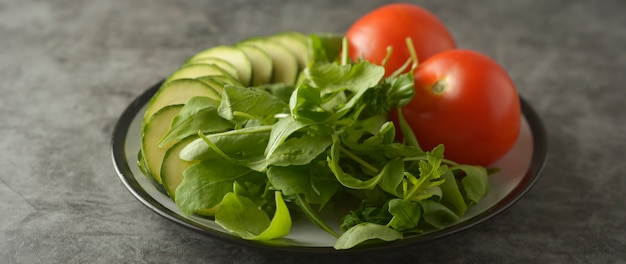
[399,49,522,166]
[346,3,456,76]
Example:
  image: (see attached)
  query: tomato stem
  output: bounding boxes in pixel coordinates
[341,37,349,66]
[405,37,419,71]
[381,46,393,67]
[431,80,447,94]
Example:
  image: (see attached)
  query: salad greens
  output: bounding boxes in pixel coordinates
[160,34,490,249]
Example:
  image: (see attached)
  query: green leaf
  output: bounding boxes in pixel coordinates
[334,223,403,250]
[438,168,468,216]
[377,158,405,197]
[215,191,292,241]
[266,131,332,167]
[404,145,446,201]
[455,165,490,206]
[328,139,403,191]
[341,118,422,163]
[264,116,309,159]
[218,85,288,124]
[174,160,263,215]
[419,199,459,229]
[306,61,384,94]
[327,136,379,189]
[387,198,421,231]
[267,162,339,206]
[308,33,344,64]
[159,96,233,148]
[179,126,271,164]
[289,82,334,123]
[395,107,421,150]
[257,83,295,103]
[385,72,415,108]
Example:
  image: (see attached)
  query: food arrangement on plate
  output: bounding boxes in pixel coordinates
[117,3,542,250]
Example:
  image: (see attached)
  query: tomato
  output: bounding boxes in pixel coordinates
[399,49,522,166]
[346,3,456,76]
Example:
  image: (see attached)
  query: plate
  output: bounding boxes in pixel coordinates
[111,81,548,253]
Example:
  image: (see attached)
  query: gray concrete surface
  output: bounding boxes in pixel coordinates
[1,0,624,263]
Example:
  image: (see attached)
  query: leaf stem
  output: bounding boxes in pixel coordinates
[232,111,259,121]
[402,155,459,167]
[404,172,427,201]
[339,146,380,174]
[197,131,235,162]
[295,194,340,238]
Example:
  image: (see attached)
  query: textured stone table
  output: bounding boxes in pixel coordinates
[1,0,624,263]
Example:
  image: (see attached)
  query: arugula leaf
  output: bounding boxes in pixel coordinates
[438,168,468,216]
[215,191,291,241]
[264,116,309,160]
[267,162,339,206]
[334,223,403,250]
[395,107,421,149]
[377,159,405,197]
[387,198,421,231]
[175,160,264,215]
[289,82,334,123]
[266,131,332,167]
[419,199,459,229]
[385,72,415,108]
[308,33,344,64]
[179,126,271,164]
[306,61,384,94]
[218,85,288,125]
[455,165,490,206]
[404,145,447,201]
[258,83,295,103]
[328,136,404,191]
[158,96,233,148]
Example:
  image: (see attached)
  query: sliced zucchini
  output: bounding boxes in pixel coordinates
[199,73,242,85]
[197,76,229,95]
[161,135,198,199]
[187,45,252,86]
[236,44,273,86]
[239,38,299,85]
[143,79,220,124]
[183,57,240,81]
[270,32,310,70]
[141,105,183,184]
[165,63,237,83]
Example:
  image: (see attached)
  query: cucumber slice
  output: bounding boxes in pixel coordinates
[236,44,273,86]
[141,105,183,184]
[197,76,229,95]
[239,38,299,85]
[144,79,220,124]
[198,74,241,86]
[187,45,252,86]
[270,32,310,70]
[166,63,237,83]
[183,57,240,82]
[161,135,197,199]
